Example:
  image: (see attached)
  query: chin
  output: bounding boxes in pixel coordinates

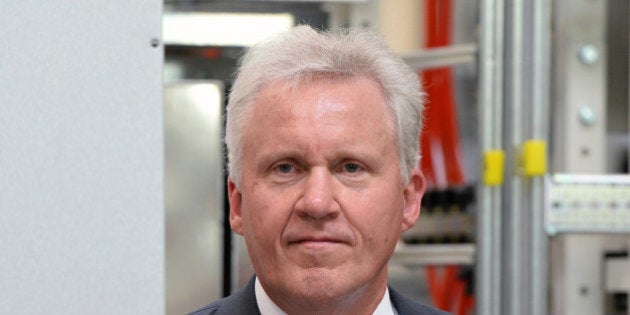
[293,267,363,300]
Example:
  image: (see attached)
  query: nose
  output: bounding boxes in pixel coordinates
[294,168,340,221]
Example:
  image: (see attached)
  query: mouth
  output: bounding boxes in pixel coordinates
[283,231,354,266]
[291,238,342,244]
[287,235,349,249]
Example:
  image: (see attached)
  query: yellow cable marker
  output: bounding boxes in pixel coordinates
[522,140,547,176]
[483,150,505,186]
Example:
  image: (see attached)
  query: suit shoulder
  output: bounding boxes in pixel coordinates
[415,303,451,315]
[389,286,450,315]
[187,299,222,315]
[188,277,259,315]
[188,293,259,315]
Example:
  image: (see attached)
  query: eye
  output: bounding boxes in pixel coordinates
[276,163,294,174]
[270,160,302,177]
[343,163,362,173]
[268,160,303,184]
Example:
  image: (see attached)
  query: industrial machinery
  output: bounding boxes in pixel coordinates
[162,1,630,314]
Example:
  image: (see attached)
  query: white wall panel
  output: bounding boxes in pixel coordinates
[0,2,164,314]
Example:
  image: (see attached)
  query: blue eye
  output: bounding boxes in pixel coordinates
[276,163,294,174]
[343,163,362,173]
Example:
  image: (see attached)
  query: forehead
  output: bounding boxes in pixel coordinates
[239,76,398,161]
[249,75,392,122]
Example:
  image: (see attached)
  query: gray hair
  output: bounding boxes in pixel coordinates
[226,25,424,187]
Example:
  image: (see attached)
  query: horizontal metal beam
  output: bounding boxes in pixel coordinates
[392,244,475,266]
[402,44,477,70]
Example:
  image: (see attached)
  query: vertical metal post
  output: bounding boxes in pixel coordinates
[479,0,554,313]
[477,0,504,314]
[529,1,551,314]
[551,0,607,173]
[507,0,553,314]
[550,1,609,314]
[503,1,525,314]
[503,0,552,313]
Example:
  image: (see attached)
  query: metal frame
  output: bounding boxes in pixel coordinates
[502,1,552,315]
[551,0,608,173]
[549,1,608,314]
[392,244,475,266]
[477,1,504,314]
[545,174,630,235]
[477,0,552,314]
[503,2,526,314]
[402,44,477,71]
[549,1,630,315]
[551,235,630,315]
[528,2,552,314]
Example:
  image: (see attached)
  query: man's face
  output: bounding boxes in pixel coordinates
[228,76,425,309]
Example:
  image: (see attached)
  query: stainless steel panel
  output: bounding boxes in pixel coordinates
[165,81,225,314]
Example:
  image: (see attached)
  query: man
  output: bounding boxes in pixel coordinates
[192,25,448,315]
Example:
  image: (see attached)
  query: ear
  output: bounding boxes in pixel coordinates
[401,168,426,232]
[227,177,245,235]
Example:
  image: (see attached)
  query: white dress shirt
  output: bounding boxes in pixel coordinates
[255,276,397,315]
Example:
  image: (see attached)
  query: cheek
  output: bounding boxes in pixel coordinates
[241,185,288,240]
[350,193,404,241]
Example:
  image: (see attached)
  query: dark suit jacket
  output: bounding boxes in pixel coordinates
[189,277,450,315]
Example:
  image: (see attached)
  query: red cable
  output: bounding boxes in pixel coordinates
[441,68,465,185]
[452,278,465,315]
[425,266,441,307]
[420,75,438,186]
[426,0,465,185]
[421,1,473,313]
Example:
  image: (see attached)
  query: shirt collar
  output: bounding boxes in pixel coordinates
[254,276,396,315]
[255,277,286,315]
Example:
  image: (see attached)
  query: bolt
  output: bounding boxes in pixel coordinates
[150,38,160,48]
[579,286,589,296]
[578,45,599,65]
[578,106,597,126]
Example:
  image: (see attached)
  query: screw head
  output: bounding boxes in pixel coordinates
[578,106,597,126]
[578,45,599,65]
[579,286,589,296]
